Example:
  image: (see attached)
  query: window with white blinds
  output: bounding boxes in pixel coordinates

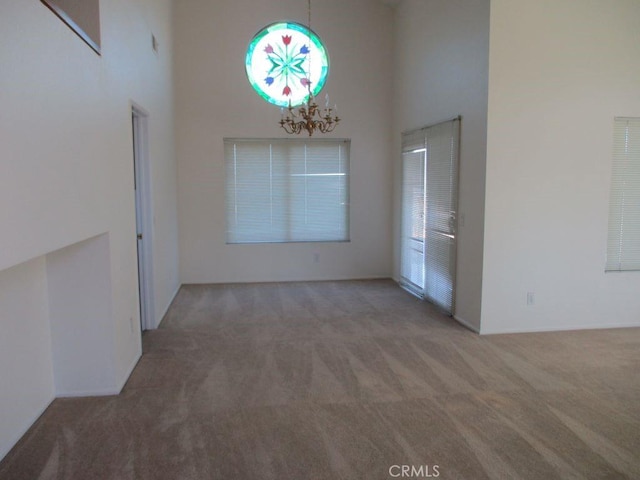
[606,117,640,271]
[225,138,350,243]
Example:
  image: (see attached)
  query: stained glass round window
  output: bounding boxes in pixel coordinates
[245,22,329,107]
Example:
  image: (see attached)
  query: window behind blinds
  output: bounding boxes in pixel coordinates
[606,117,640,271]
[225,138,350,244]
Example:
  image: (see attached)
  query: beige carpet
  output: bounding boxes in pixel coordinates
[1,279,639,479]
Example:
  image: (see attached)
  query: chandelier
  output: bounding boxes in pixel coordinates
[280,94,340,136]
[279,0,340,136]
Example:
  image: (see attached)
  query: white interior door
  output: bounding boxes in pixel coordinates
[132,105,155,331]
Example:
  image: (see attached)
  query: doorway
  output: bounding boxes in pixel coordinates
[400,117,460,315]
[132,105,155,331]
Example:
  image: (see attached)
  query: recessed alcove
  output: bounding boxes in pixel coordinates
[46,233,116,396]
[0,233,119,457]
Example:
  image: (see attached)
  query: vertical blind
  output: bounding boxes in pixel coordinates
[400,117,460,314]
[225,138,350,243]
[606,117,640,271]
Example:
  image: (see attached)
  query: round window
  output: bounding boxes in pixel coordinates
[245,22,329,107]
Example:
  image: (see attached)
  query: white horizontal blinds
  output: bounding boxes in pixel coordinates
[225,138,349,243]
[288,142,349,241]
[424,119,459,313]
[400,118,460,313]
[400,149,426,295]
[225,141,264,243]
[225,141,286,243]
[606,118,640,271]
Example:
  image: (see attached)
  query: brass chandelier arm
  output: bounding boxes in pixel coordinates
[279,96,340,136]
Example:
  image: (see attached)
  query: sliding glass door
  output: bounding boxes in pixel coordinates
[400,117,460,314]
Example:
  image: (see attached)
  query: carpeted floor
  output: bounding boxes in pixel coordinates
[1,279,639,479]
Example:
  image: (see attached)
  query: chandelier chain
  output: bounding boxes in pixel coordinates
[278,0,341,136]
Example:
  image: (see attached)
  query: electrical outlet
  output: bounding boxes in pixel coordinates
[526,292,535,306]
[314,253,320,263]
[129,316,135,333]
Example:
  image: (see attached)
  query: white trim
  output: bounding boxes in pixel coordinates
[130,101,150,117]
[181,276,392,286]
[115,351,141,394]
[0,395,55,461]
[480,322,640,336]
[453,315,480,333]
[55,351,142,397]
[131,105,156,331]
[55,388,121,398]
[154,283,181,329]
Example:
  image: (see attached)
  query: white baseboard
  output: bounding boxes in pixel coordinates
[180,275,393,286]
[454,315,480,333]
[55,387,121,398]
[480,321,640,335]
[0,394,55,462]
[115,351,142,394]
[55,348,142,398]
[153,283,181,329]
[167,283,182,309]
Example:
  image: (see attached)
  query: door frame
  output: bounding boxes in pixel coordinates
[132,103,155,331]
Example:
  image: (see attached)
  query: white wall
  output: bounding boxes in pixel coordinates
[0,0,178,460]
[392,0,490,330]
[0,258,54,461]
[47,234,116,396]
[482,0,640,333]
[175,0,394,283]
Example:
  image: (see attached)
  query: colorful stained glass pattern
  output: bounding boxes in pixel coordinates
[246,22,329,107]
